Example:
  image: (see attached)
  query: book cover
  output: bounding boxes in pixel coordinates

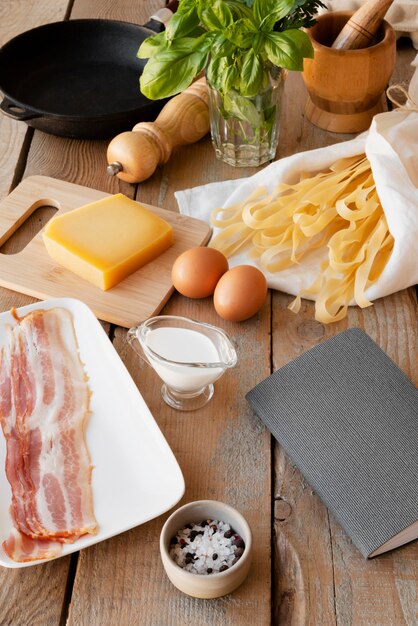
[246,328,418,558]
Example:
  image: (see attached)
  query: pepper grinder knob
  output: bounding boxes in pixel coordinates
[107,161,122,176]
[106,78,209,184]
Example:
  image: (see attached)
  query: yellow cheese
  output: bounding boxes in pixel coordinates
[43,194,174,290]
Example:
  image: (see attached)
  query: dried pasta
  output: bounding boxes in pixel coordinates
[209,154,394,324]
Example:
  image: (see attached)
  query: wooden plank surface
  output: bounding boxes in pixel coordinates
[272,44,418,626]
[12,0,269,625]
[0,2,79,625]
[0,0,417,623]
[59,0,270,622]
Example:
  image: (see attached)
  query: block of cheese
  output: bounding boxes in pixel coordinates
[43,193,174,290]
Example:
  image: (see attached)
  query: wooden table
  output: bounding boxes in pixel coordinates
[0,2,417,625]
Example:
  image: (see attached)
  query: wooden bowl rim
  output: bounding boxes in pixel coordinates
[306,11,395,53]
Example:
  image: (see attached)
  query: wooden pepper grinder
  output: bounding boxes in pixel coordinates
[332,0,394,49]
[107,78,209,183]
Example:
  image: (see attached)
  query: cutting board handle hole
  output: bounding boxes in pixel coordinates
[0,199,59,255]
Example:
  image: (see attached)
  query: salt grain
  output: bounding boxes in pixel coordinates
[169,519,245,575]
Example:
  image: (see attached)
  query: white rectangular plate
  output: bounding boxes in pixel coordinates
[0,298,185,568]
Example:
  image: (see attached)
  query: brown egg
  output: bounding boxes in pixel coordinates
[172,247,229,298]
[213,265,268,322]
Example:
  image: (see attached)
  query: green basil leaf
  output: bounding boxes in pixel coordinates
[253,0,293,29]
[206,57,224,90]
[223,91,263,127]
[207,56,231,89]
[200,0,234,31]
[137,31,167,59]
[223,18,257,48]
[211,33,236,58]
[252,32,264,54]
[221,64,239,92]
[239,48,264,97]
[264,29,313,71]
[292,29,315,58]
[165,6,200,41]
[140,36,211,99]
[177,0,198,11]
[207,56,238,92]
[223,0,254,20]
[263,103,277,135]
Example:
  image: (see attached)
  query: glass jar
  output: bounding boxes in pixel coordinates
[207,66,286,168]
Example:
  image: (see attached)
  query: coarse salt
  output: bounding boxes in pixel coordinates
[169,519,245,575]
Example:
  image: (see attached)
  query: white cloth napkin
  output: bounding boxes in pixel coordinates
[408,53,418,102]
[175,110,418,303]
[320,0,418,49]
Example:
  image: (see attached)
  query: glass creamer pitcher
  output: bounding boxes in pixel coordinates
[127,316,237,411]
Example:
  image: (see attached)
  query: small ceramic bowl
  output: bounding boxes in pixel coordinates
[160,500,253,599]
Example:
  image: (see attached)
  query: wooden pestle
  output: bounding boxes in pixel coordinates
[331,0,394,50]
[107,78,209,183]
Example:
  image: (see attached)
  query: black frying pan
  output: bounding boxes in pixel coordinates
[0,17,170,139]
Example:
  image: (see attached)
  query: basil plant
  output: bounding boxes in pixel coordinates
[138,0,324,163]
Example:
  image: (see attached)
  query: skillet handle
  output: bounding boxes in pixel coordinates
[0,97,41,121]
[144,0,177,33]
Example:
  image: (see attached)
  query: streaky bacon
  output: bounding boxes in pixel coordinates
[0,337,34,538]
[3,527,62,562]
[0,307,98,562]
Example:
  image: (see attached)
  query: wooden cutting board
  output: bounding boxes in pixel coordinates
[0,176,211,328]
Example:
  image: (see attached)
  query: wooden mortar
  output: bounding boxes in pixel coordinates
[302,11,396,133]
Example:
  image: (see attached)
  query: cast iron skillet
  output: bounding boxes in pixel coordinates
[0,18,170,139]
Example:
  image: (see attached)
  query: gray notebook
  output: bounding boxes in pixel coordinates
[246,328,418,558]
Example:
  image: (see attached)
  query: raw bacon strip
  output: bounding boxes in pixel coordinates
[0,337,39,539]
[17,308,97,538]
[0,335,63,560]
[0,307,98,561]
[3,527,62,563]
[17,309,97,539]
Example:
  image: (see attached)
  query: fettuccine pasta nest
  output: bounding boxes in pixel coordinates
[209,154,394,324]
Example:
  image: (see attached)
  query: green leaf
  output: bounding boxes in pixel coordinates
[232,0,254,7]
[200,0,234,31]
[207,56,230,89]
[211,33,236,58]
[252,32,264,54]
[221,64,240,92]
[206,57,224,90]
[263,103,277,135]
[137,31,166,59]
[223,0,254,20]
[240,49,264,97]
[223,90,263,127]
[177,0,198,10]
[165,6,200,41]
[140,36,211,99]
[223,18,257,48]
[207,56,239,92]
[253,0,293,29]
[264,29,313,71]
